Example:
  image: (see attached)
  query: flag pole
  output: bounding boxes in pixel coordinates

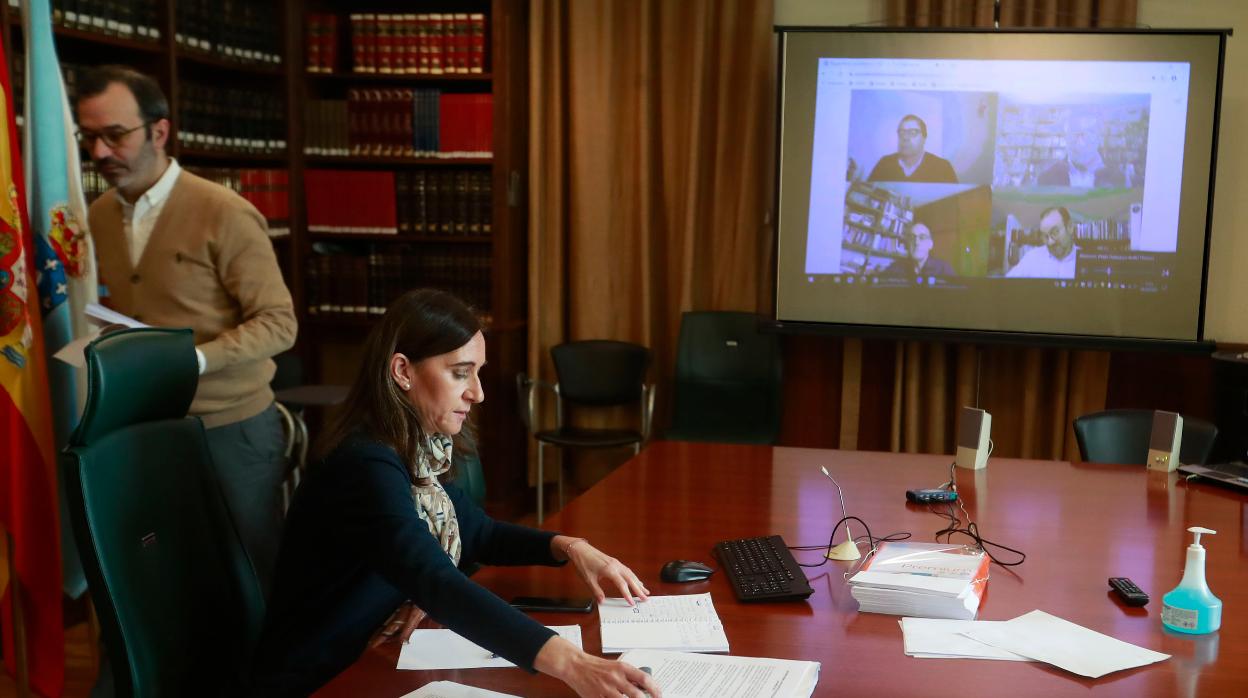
[5,530,32,698]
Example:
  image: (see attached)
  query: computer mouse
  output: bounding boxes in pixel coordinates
[660,560,715,583]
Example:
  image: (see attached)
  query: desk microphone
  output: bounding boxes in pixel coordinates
[819,466,861,560]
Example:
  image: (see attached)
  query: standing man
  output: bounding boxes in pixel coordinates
[1006,206,1079,279]
[75,66,296,594]
[868,114,959,184]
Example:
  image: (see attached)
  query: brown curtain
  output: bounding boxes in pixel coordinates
[871,0,1134,460]
[528,0,775,484]
[888,0,1138,27]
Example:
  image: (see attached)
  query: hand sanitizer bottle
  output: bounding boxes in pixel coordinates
[1161,527,1222,634]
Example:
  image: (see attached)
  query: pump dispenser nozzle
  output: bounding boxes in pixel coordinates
[1187,526,1216,548]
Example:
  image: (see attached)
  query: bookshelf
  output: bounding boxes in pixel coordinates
[993,103,1149,188]
[298,0,529,512]
[841,180,914,274]
[3,0,531,513]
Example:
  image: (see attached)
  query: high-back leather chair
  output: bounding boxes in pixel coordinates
[666,311,783,444]
[517,340,653,523]
[62,328,265,697]
[1073,408,1220,466]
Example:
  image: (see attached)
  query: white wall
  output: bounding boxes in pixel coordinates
[774,0,1248,342]
[1137,0,1248,343]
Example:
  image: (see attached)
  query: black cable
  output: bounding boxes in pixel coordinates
[789,515,902,568]
[929,460,1027,567]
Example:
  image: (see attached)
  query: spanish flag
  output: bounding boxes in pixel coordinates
[0,26,65,698]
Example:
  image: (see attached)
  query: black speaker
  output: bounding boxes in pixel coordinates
[1212,352,1248,462]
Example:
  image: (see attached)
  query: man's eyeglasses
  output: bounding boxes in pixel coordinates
[75,122,149,150]
[897,128,923,138]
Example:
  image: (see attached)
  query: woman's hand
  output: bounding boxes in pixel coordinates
[554,536,650,605]
[535,636,662,698]
[367,602,427,647]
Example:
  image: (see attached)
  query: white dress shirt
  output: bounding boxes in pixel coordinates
[120,158,182,267]
[1006,244,1079,279]
[116,159,205,373]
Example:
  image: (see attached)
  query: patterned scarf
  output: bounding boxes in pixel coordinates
[409,433,461,566]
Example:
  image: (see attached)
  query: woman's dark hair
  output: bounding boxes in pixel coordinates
[76,65,170,124]
[315,289,482,468]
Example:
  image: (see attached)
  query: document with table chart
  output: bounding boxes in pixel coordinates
[599,593,730,654]
[618,649,820,698]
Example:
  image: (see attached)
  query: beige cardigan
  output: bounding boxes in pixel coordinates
[90,170,297,428]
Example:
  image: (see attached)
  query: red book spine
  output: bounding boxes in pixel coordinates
[454,14,469,74]
[430,13,445,75]
[469,14,485,74]
[323,15,339,73]
[377,14,393,74]
[402,14,418,75]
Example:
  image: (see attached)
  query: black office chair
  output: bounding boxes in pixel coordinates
[62,328,265,697]
[518,340,654,523]
[1073,408,1219,466]
[665,311,783,444]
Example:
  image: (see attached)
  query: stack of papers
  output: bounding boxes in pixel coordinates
[899,610,1170,678]
[848,542,989,620]
[397,626,582,670]
[599,593,729,654]
[619,649,820,698]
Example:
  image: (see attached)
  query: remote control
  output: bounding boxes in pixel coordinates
[1108,577,1149,606]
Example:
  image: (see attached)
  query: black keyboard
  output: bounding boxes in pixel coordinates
[713,535,814,602]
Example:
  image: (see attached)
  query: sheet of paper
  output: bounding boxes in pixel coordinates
[962,609,1170,678]
[619,649,820,698]
[85,303,147,329]
[599,593,729,654]
[397,625,582,671]
[899,618,1031,661]
[54,304,149,367]
[399,681,520,698]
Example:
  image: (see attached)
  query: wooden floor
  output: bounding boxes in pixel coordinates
[0,622,95,698]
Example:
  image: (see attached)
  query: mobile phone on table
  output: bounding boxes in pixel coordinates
[509,596,594,613]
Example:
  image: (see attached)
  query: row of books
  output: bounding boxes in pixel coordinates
[397,170,492,236]
[304,90,492,159]
[178,82,287,155]
[174,0,283,65]
[40,0,161,42]
[185,167,291,237]
[304,170,492,237]
[345,13,486,76]
[305,249,491,316]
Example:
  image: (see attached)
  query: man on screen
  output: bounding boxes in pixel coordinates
[878,222,955,280]
[1006,206,1078,279]
[1037,112,1125,188]
[868,115,959,184]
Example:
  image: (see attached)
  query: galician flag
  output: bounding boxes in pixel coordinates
[23,0,99,600]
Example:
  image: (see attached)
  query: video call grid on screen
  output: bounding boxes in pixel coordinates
[805,58,1190,274]
[774,30,1223,342]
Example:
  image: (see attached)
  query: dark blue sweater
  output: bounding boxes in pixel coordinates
[250,437,560,696]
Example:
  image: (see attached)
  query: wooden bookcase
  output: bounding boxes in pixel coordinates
[3,0,532,515]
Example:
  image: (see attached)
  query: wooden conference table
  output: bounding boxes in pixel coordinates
[317,441,1248,697]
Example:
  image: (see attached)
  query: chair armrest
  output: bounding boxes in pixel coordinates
[516,373,558,434]
[641,383,657,443]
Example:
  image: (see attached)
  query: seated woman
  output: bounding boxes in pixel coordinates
[250,289,661,697]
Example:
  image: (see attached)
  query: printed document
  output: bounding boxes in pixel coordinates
[397,625,582,670]
[599,593,729,654]
[399,681,519,698]
[899,618,1030,661]
[618,649,820,698]
[962,610,1170,678]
